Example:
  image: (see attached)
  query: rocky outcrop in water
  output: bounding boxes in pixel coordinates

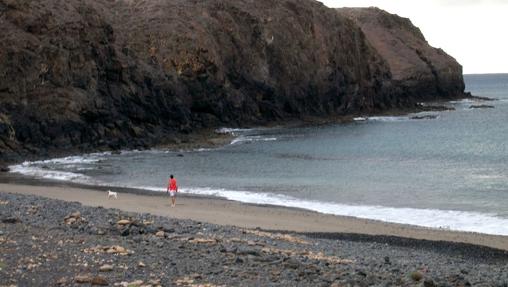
[0,0,466,161]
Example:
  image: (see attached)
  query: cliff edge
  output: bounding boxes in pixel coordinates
[0,0,466,161]
[337,7,465,102]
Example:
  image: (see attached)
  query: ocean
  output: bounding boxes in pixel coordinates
[10,74,508,235]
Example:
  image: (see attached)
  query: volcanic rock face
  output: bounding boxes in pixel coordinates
[0,0,465,161]
[337,7,465,101]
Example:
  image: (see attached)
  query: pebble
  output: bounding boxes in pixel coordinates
[2,217,21,224]
[120,228,130,236]
[75,275,92,283]
[424,279,437,287]
[99,264,114,272]
[410,271,424,281]
[1,192,507,287]
[384,256,391,264]
[284,258,301,269]
[91,276,109,286]
[126,280,144,286]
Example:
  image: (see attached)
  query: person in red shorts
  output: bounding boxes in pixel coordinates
[167,174,178,207]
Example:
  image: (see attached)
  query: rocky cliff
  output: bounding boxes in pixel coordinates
[0,0,466,162]
[337,7,465,102]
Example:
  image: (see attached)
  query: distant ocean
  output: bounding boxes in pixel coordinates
[10,74,508,236]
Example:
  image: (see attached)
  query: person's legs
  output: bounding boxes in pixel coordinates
[170,191,176,207]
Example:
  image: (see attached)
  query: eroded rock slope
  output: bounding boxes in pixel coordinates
[0,0,466,161]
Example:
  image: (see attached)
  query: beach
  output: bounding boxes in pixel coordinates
[1,183,508,286]
[10,75,508,238]
[1,182,508,252]
[1,0,507,285]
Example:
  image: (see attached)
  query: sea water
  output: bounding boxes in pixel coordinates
[11,74,508,235]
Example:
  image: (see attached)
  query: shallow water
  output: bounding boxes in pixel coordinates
[11,74,508,235]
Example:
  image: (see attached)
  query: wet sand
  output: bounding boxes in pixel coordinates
[1,183,507,251]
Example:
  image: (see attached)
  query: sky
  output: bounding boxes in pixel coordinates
[321,0,508,74]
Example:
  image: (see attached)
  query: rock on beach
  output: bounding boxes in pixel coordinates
[0,192,507,286]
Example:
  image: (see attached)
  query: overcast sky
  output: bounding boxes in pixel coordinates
[321,0,507,74]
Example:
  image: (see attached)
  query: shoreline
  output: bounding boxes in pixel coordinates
[2,94,505,252]
[0,95,482,166]
[1,180,507,252]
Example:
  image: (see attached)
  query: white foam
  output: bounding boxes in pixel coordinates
[449,99,476,104]
[23,154,106,165]
[7,153,109,183]
[214,127,278,145]
[167,187,508,236]
[230,136,277,145]
[215,127,254,135]
[355,114,439,123]
[9,153,508,236]
[116,149,167,155]
[8,161,508,235]
[471,174,505,180]
[9,164,92,183]
[194,148,215,152]
[366,116,410,122]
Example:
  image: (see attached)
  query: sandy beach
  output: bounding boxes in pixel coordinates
[1,182,507,252]
[2,182,508,286]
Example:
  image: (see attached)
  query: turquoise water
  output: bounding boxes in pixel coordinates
[11,74,508,235]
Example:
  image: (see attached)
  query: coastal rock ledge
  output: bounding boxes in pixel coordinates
[0,0,466,161]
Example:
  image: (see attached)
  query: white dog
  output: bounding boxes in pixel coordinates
[107,190,118,199]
